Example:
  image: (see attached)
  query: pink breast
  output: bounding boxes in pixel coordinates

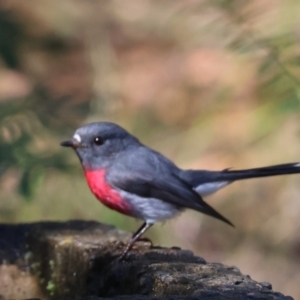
[84,169,131,215]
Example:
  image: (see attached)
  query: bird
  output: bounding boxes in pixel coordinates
[60,122,300,258]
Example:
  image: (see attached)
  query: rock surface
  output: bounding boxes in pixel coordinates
[0,221,294,300]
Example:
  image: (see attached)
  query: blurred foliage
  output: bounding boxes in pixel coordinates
[0,90,90,200]
[0,9,20,69]
[0,0,300,298]
[0,2,91,199]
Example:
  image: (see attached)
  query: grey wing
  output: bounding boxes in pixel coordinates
[109,148,233,226]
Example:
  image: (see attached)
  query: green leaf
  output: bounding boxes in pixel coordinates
[18,167,44,201]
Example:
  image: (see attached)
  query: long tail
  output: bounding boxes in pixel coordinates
[182,163,300,196]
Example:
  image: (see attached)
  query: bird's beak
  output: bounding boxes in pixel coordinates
[60,140,74,147]
[60,139,84,149]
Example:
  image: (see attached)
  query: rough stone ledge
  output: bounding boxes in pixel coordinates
[0,221,294,300]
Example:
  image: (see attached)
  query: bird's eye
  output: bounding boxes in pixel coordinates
[93,136,104,146]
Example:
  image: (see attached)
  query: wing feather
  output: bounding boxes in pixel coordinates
[110,168,233,226]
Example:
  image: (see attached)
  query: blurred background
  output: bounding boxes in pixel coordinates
[0,0,300,298]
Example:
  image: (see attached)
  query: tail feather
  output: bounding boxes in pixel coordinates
[184,163,300,185]
[212,163,300,182]
[180,162,300,224]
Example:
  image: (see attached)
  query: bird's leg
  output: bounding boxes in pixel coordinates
[119,222,153,260]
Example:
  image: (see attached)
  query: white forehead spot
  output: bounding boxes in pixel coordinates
[73,133,81,143]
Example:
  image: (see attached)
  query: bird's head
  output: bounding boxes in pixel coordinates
[60,122,139,170]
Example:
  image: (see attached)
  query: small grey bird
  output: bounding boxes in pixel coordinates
[61,122,300,258]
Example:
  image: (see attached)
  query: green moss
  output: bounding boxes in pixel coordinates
[24,251,33,262]
[46,280,56,296]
